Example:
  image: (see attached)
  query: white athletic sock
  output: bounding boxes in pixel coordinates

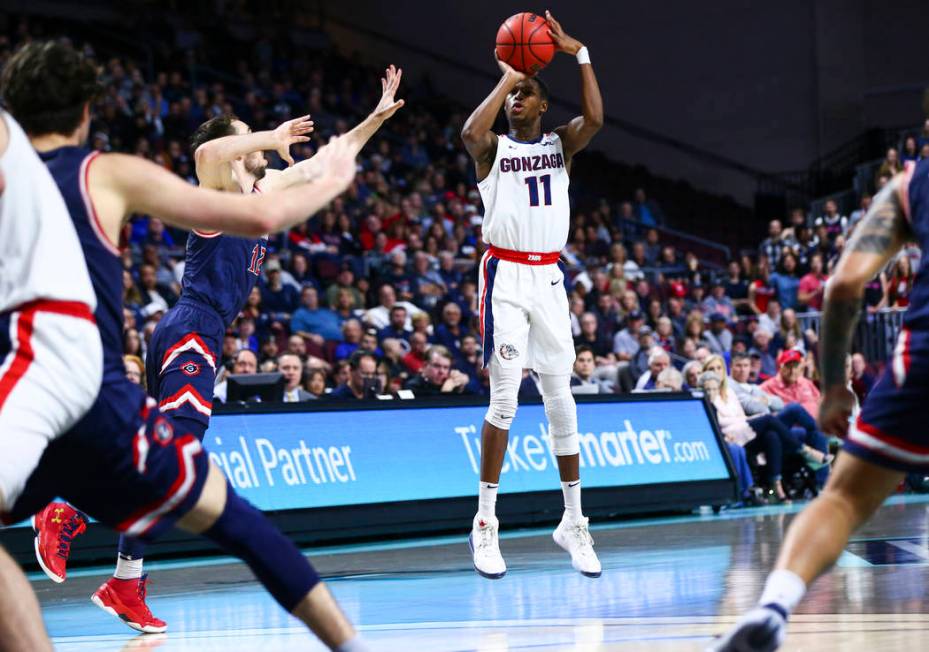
[114,554,144,581]
[561,480,583,522]
[759,569,806,614]
[335,635,371,652]
[478,481,499,520]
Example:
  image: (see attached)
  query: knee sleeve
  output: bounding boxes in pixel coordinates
[485,361,521,430]
[204,485,320,612]
[539,374,579,456]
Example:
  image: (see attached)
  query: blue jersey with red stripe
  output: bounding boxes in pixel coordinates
[902,159,929,330]
[181,229,267,328]
[38,147,125,381]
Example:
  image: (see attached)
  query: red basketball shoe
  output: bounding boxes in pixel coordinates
[32,502,87,583]
[91,575,167,633]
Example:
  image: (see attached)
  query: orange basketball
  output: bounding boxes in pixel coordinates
[495,12,555,75]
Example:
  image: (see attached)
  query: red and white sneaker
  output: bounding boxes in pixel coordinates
[91,575,168,633]
[32,502,87,583]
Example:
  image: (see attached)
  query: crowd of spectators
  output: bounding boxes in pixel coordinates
[0,13,914,419]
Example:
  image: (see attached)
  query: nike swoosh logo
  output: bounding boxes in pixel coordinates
[551,279,561,286]
[568,481,580,487]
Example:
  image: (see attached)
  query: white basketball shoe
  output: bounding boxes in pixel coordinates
[707,605,787,652]
[553,515,601,577]
[469,514,506,579]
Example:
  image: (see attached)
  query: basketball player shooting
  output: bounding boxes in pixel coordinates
[712,168,926,651]
[460,11,603,579]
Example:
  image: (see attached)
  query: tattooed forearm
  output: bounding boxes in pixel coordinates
[820,294,861,389]
[846,180,911,254]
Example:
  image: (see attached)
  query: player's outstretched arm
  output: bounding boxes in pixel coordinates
[89,137,356,239]
[460,53,525,180]
[818,172,912,435]
[194,115,314,188]
[547,11,603,161]
[264,66,404,192]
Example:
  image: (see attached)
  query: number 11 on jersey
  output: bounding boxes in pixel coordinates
[525,174,552,207]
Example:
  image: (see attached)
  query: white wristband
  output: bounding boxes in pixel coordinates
[576,46,590,65]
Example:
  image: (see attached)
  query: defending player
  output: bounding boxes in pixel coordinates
[460,11,603,578]
[711,165,927,650]
[0,110,102,651]
[32,66,403,632]
[1,41,370,651]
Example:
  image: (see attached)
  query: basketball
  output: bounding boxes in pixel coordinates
[495,12,555,75]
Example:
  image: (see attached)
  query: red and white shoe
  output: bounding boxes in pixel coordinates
[91,575,168,633]
[32,502,87,583]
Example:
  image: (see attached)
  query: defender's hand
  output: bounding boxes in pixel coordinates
[818,385,856,438]
[546,10,584,55]
[372,65,405,122]
[272,115,314,166]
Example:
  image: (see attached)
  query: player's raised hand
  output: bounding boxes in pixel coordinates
[545,10,583,56]
[272,115,314,166]
[372,65,405,122]
[818,385,856,438]
[495,49,527,82]
[314,136,357,191]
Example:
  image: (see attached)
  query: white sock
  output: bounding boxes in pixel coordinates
[335,635,371,652]
[759,569,806,614]
[114,554,143,580]
[561,480,583,522]
[478,481,499,520]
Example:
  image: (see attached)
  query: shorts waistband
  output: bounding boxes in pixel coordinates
[6,299,96,323]
[487,246,561,265]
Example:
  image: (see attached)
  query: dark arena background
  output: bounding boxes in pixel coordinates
[2,1,929,650]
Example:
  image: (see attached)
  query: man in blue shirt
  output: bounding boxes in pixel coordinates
[291,285,342,342]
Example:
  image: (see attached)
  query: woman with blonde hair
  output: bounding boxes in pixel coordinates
[701,355,824,502]
[123,355,145,390]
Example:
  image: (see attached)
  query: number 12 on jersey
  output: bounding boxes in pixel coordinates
[525,174,552,207]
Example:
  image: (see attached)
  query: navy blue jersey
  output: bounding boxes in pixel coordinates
[903,159,929,330]
[181,228,267,328]
[38,148,125,381]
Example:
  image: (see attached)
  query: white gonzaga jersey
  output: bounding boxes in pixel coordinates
[478,132,570,253]
[0,111,95,312]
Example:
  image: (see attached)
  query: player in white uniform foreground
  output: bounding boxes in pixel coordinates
[461,11,604,579]
[0,109,102,651]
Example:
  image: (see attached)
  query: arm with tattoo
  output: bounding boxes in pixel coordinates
[820,175,912,390]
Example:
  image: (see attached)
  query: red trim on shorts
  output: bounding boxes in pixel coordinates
[487,245,560,265]
[0,311,36,412]
[855,418,929,455]
[12,299,96,324]
[79,152,121,256]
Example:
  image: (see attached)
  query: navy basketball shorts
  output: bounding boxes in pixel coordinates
[2,376,209,540]
[845,327,929,473]
[146,302,223,441]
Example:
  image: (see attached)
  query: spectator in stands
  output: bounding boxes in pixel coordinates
[403,345,470,395]
[723,260,751,315]
[334,319,363,361]
[287,334,307,360]
[760,349,821,418]
[378,305,412,342]
[775,309,806,354]
[814,198,848,243]
[279,353,315,402]
[768,251,801,310]
[667,295,687,338]
[759,298,781,335]
[613,310,645,361]
[884,254,915,308]
[729,352,783,414]
[634,347,670,391]
[434,302,467,353]
[235,318,259,353]
[359,328,382,357]
[304,368,329,399]
[655,366,683,391]
[258,335,279,365]
[644,228,661,264]
[410,251,447,310]
[261,259,299,321]
[570,345,612,395]
[124,328,143,358]
[701,279,736,322]
[124,355,145,389]
[403,332,430,375]
[453,335,484,395]
[847,194,871,233]
[629,326,657,382]
[759,219,784,268]
[703,313,733,356]
[876,147,902,182]
[847,351,874,407]
[329,351,380,400]
[325,265,364,311]
[903,135,919,163]
[797,252,827,310]
[575,312,614,363]
[748,256,775,316]
[633,188,660,226]
[381,250,414,300]
[655,316,676,353]
[213,349,259,403]
[682,360,702,390]
[751,327,777,379]
[290,286,342,343]
[138,263,172,318]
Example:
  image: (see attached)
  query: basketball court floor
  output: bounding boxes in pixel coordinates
[36,494,929,651]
